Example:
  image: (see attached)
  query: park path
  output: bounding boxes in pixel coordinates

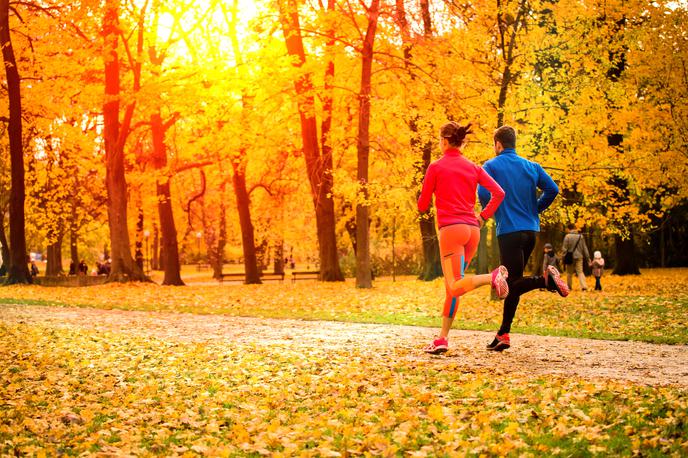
[1,304,687,388]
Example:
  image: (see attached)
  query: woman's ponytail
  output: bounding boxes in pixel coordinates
[440,121,473,147]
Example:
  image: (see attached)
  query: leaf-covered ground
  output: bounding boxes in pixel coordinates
[1,268,687,344]
[1,306,687,457]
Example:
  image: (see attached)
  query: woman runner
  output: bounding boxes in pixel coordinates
[418,121,508,354]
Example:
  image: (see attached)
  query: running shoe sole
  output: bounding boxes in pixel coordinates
[489,341,510,351]
[424,345,448,355]
[547,265,570,297]
[492,265,509,299]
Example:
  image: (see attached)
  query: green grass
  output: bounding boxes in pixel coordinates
[1,268,687,344]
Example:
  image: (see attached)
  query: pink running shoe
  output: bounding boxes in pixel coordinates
[546,265,570,297]
[424,336,448,355]
[491,265,509,299]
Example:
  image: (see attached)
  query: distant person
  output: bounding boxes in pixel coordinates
[478,125,569,352]
[78,259,88,276]
[542,243,559,275]
[418,121,508,355]
[589,251,605,291]
[30,261,39,277]
[560,224,590,291]
[69,260,76,276]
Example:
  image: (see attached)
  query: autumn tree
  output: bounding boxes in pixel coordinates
[0,0,31,284]
[394,0,442,281]
[277,0,344,282]
[224,0,261,284]
[353,0,380,288]
[102,0,147,282]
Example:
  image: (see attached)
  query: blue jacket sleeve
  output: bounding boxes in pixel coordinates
[536,164,559,213]
[477,163,493,210]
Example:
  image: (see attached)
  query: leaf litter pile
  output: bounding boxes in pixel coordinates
[2,306,687,455]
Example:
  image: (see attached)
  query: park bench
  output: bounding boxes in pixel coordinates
[261,272,285,283]
[218,272,285,283]
[33,275,108,287]
[291,271,320,283]
[218,272,245,283]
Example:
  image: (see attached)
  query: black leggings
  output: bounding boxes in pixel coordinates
[497,231,547,335]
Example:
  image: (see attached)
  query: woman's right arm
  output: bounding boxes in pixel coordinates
[417,164,436,213]
[477,167,505,220]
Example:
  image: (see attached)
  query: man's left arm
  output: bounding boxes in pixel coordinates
[536,164,559,213]
[581,236,590,260]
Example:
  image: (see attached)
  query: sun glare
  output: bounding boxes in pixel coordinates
[149,0,260,63]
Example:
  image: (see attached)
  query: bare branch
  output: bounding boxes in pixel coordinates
[248,183,274,197]
[173,160,214,174]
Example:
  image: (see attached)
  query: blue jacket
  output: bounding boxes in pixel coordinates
[478,148,558,236]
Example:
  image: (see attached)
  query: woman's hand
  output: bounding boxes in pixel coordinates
[476,214,485,228]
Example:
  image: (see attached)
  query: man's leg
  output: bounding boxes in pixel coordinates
[506,232,545,298]
[497,232,525,336]
[576,258,587,290]
[566,262,574,289]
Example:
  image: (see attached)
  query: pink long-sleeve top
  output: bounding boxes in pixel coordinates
[417,148,505,228]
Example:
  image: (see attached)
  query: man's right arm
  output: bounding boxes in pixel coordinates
[477,162,493,210]
[559,234,570,256]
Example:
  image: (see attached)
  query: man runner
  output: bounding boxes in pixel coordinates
[478,126,569,351]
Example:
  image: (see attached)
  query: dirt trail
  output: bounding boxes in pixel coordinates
[1,304,687,387]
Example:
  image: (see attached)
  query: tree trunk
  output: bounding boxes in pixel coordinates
[613,232,640,275]
[70,203,79,267]
[419,0,432,36]
[273,242,284,274]
[1,0,30,284]
[278,0,343,282]
[478,2,527,276]
[226,9,262,285]
[418,217,442,280]
[153,223,160,270]
[477,227,489,274]
[395,0,441,281]
[321,0,335,167]
[0,211,10,275]
[605,16,636,275]
[320,0,341,277]
[151,112,184,286]
[529,224,558,274]
[46,233,64,276]
[206,193,227,280]
[103,0,147,282]
[354,0,380,289]
[660,219,666,268]
[232,158,261,284]
[135,202,144,271]
[342,204,357,255]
